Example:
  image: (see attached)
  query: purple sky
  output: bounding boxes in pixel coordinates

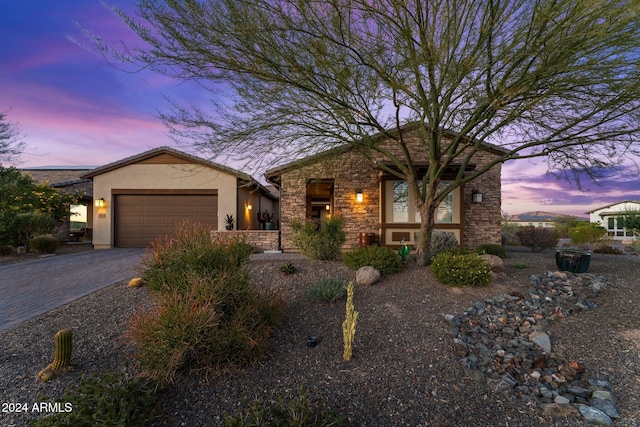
[2,1,638,218]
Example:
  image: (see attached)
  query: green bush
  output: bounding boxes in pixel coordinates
[475,243,507,259]
[343,245,402,276]
[142,221,253,292]
[309,277,347,303]
[430,230,459,258]
[29,372,158,427]
[131,221,283,384]
[515,226,557,252]
[225,387,345,427]
[28,234,60,253]
[290,216,345,260]
[430,252,492,287]
[279,262,296,275]
[569,222,607,245]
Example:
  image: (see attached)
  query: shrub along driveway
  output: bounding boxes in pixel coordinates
[0,248,144,331]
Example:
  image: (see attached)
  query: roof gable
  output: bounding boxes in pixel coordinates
[80,146,251,180]
[265,123,508,179]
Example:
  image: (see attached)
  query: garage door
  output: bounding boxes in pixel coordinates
[114,193,218,248]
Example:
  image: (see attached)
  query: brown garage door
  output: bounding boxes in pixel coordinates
[114,193,218,248]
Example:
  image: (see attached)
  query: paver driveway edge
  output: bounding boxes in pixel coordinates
[0,248,145,331]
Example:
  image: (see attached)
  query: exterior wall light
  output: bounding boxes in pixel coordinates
[472,191,483,203]
[325,204,330,211]
[356,190,364,203]
[94,198,105,208]
[247,203,252,210]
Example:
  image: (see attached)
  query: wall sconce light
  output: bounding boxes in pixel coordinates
[472,191,483,203]
[94,198,105,208]
[325,204,330,211]
[247,203,252,210]
[356,190,364,203]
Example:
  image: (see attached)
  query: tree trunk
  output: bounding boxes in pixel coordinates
[415,203,437,266]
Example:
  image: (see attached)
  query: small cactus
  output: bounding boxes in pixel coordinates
[37,329,72,382]
[342,282,358,361]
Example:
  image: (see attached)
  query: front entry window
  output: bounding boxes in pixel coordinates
[387,180,454,224]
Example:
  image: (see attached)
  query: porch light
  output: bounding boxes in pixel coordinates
[356,190,364,203]
[94,198,105,208]
[325,204,330,211]
[247,203,252,210]
[472,191,483,203]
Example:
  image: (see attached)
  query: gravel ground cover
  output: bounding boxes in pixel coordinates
[1,247,639,426]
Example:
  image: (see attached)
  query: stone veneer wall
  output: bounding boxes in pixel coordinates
[279,153,380,252]
[461,150,502,247]
[278,130,503,251]
[211,230,279,252]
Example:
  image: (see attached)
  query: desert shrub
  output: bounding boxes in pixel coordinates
[553,216,583,239]
[501,222,520,245]
[430,230,459,258]
[29,372,158,427]
[142,221,253,292]
[279,262,296,275]
[225,387,345,427]
[515,226,557,252]
[131,221,283,384]
[430,252,492,287]
[569,222,607,245]
[476,243,507,259]
[343,245,402,276]
[290,215,345,260]
[28,234,60,253]
[513,261,528,269]
[594,244,624,255]
[309,277,347,303]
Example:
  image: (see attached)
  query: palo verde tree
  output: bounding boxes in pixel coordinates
[94,0,640,264]
[0,111,25,166]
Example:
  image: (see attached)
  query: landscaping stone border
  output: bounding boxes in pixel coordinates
[446,270,619,425]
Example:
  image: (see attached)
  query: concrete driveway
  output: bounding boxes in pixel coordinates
[0,248,144,331]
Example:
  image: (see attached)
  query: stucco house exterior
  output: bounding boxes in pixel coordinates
[587,200,640,241]
[80,147,277,249]
[506,211,585,228]
[265,125,505,252]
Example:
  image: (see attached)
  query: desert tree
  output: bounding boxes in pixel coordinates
[92,0,640,264]
[0,111,25,166]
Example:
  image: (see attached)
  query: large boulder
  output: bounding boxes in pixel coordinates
[479,254,505,274]
[355,266,381,286]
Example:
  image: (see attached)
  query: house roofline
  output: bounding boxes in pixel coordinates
[585,200,640,214]
[264,122,510,182]
[81,146,277,200]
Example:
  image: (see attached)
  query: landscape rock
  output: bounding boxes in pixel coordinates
[479,254,504,274]
[355,266,380,286]
[529,330,551,353]
[576,404,613,426]
[448,270,617,424]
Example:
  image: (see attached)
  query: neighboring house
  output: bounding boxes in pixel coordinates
[505,211,585,228]
[587,200,640,241]
[265,125,505,251]
[21,167,94,239]
[80,147,277,249]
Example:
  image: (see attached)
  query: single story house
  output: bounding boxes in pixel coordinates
[21,167,94,240]
[80,147,278,249]
[265,124,505,252]
[506,211,585,228]
[587,200,640,241]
